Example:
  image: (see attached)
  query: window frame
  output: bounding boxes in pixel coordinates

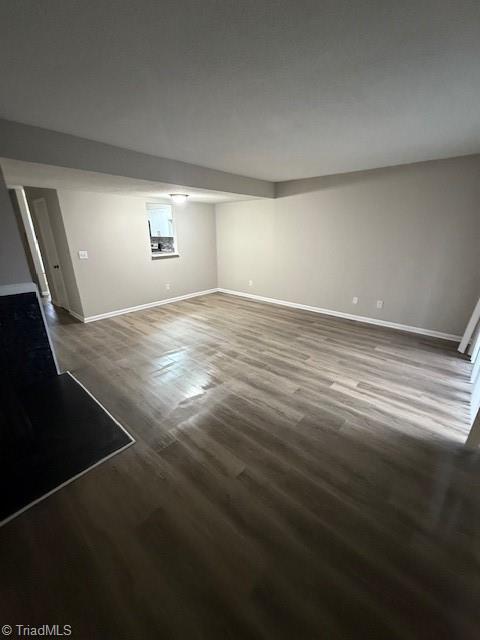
[146,202,179,260]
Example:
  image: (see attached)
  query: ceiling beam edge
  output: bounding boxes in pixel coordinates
[0,119,274,199]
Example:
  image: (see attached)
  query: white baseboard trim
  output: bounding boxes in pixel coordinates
[72,288,219,323]
[68,309,84,322]
[217,288,461,342]
[65,286,461,341]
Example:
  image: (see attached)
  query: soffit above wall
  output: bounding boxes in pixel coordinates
[1,158,255,204]
[0,119,273,199]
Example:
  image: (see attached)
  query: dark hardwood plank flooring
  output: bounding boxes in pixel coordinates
[0,293,478,639]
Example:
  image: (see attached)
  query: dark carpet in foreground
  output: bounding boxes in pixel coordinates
[0,373,133,524]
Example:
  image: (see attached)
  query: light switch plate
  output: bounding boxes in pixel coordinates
[78,250,89,260]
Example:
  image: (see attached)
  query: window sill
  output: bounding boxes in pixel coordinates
[151,253,180,260]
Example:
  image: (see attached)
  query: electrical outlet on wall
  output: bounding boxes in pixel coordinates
[78,250,88,260]
[352,296,358,305]
[376,300,384,309]
[165,283,171,291]
[248,280,253,287]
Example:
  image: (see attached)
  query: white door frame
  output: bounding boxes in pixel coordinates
[13,188,50,295]
[459,298,480,354]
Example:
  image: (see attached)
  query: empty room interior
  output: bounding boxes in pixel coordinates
[1,1,480,638]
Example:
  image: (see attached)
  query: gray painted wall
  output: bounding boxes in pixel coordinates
[217,156,480,336]
[0,119,274,199]
[56,190,217,318]
[0,167,31,286]
[7,153,478,336]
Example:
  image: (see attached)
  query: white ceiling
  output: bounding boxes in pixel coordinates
[1,159,251,203]
[1,1,479,182]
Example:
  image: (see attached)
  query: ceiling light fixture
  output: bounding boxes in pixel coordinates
[169,193,189,204]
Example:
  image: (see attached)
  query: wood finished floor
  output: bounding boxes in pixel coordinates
[1,292,479,639]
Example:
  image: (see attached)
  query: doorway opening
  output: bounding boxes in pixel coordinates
[15,189,69,311]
